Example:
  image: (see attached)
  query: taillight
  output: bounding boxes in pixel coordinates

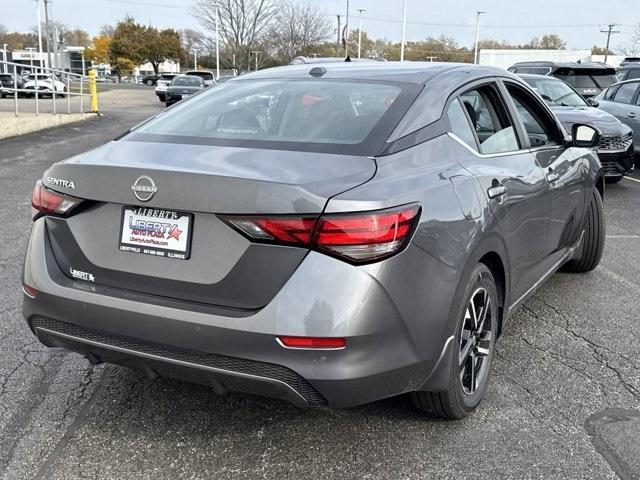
[220,204,420,264]
[315,205,420,262]
[225,216,317,246]
[31,180,84,220]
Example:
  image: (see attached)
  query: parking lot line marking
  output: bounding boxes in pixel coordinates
[606,235,640,239]
[623,176,640,184]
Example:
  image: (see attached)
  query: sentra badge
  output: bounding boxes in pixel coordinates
[47,177,76,189]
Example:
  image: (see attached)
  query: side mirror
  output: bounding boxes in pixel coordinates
[572,124,600,148]
[586,97,599,107]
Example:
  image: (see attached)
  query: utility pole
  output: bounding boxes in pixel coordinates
[251,51,260,71]
[43,0,52,69]
[600,24,620,64]
[400,0,407,61]
[474,11,486,65]
[344,0,350,57]
[336,14,341,56]
[357,9,366,59]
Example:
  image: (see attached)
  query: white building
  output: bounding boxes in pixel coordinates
[479,49,592,70]
[135,60,181,76]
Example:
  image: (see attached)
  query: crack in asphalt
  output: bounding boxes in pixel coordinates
[527,299,640,400]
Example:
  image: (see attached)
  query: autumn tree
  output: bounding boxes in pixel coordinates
[63,28,91,47]
[85,36,112,64]
[526,34,566,49]
[109,17,186,74]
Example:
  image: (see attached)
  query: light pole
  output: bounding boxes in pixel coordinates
[43,0,52,69]
[35,0,44,68]
[214,2,220,78]
[193,50,198,69]
[473,11,485,65]
[357,9,366,59]
[251,50,260,71]
[400,0,407,61]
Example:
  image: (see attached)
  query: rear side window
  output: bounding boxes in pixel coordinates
[132,79,418,155]
[529,67,551,75]
[628,69,640,80]
[446,98,477,148]
[613,83,639,104]
[458,85,520,154]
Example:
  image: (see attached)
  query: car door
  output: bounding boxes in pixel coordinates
[598,81,640,148]
[446,82,551,302]
[501,80,587,260]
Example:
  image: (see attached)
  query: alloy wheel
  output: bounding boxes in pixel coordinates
[459,287,493,395]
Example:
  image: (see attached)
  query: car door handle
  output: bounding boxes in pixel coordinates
[487,185,507,199]
[547,172,559,183]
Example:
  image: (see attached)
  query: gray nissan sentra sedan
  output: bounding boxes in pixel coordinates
[23,62,605,419]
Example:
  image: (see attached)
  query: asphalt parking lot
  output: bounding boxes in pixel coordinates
[0,88,639,480]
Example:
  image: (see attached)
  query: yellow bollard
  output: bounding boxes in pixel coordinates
[88,70,99,113]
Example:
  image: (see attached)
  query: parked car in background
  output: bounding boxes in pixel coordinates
[508,62,617,98]
[165,74,206,106]
[24,63,605,420]
[141,74,160,86]
[0,73,25,97]
[154,73,179,102]
[185,70,216,86]
[520,74,634,182]
[22,73,66,97]
[594,79,640,167]
[619,57,640,67]
[615,63,640,82]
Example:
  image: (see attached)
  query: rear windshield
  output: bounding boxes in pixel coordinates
[131,79,418,155]
[554,69,617,89]
[171,76,203,86]
[0,75,12,81]
[522,77,587,107]
[187,72,214,80]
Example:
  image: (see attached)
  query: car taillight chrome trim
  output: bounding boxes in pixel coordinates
[220,203,420,265]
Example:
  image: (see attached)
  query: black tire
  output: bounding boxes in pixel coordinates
[605,175,623,184]
[411,263,498,419]
[562,188,605,273]
[158,94,166,102]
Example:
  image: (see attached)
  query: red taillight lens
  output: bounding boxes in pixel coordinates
[225,216,317,246]
[315,205,420,262]
[31,180,83,220]
[278,336,346,349]
[221,204,420,264]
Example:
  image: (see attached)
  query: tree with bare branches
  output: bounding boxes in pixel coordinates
[192,0,278,72]
[265,1,332,62]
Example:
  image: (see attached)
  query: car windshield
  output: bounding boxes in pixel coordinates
[171,76,203,86]
[132,79,416,155]
[522,77,587,107]
[27,74,52,80]
[555,69,617,89]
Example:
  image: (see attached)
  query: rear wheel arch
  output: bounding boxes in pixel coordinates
[478,251,506,336]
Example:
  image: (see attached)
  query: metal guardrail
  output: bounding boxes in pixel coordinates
[0,60,98,116]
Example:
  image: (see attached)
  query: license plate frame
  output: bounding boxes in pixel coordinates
[118,206,194,260]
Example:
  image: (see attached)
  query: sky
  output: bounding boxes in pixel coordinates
[4,0,640,51]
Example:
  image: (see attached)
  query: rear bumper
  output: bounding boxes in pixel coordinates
[23,218,460,408]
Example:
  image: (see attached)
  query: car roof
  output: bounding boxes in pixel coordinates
[236,61,509,85]
[511,61,615,71]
